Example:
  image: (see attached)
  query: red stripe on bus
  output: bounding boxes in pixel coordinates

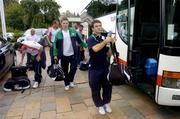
[118,58,127,65]
[157,75,162,86]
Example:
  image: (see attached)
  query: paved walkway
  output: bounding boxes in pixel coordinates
[0,47,180,119]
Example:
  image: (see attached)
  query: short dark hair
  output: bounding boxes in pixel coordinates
[60,16,69,23]
[91,20,101,28]
[79,24,84,28]
[14,42,23,50]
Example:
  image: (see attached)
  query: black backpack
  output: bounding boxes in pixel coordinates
[11,66,28,77]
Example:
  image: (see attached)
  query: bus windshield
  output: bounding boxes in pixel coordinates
[166,0,180,47]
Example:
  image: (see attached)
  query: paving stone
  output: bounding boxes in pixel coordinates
[41,97,55,104]
[56,112,75,119]
[107,101,126,119]
[73,110,92,119]
[80,88,91,99]
[69,94,84,105]
[24,102,40,110]
[0,95,16,107]
[72,103,87,112]
[0,106,10,115]
[7,108,24,117]
[88,106,99,115]
[0,94,4,99]
[22,109,40,119]
[92,114,110,119]
[0,114,6,119]
[56,96,71,113]
[145,114,166,119]
[135,104,156,116]
[40,102,56,112]
[111,93,122,101]
[84,98,94,107]
[121,106,146,119]
[5,116,22,119]
[11,100,26,109]
[129,99,156,116]
[77,83,89,89]
[114,99,130,107]
[39,111,56,119]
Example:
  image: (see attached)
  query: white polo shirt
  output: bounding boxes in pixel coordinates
[22,41,42,56]
[62,30,74,56]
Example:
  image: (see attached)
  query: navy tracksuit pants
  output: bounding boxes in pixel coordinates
[33,59,42,83]
[31,50,46,83]
[49,47,55,66]
[88,68,112,107]
[61,55,77,86]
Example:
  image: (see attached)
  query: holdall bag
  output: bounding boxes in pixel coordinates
[47,64,65,81]
[3,76,30,92]
[79,61,89,71]
[108,43,132,86]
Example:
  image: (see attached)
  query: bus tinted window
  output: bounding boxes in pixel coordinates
[166,0,180,47]
[117,0,128,43]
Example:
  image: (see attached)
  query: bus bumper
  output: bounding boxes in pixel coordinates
[156,86,180,106]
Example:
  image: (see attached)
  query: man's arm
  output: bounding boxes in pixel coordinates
[36,46,43,62]
[76,32,88,48]
[19,52,25,65]
[92,36,113,52]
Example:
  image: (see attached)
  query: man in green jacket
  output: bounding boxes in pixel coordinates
[53,17,87,90]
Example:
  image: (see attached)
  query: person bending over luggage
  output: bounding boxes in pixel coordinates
[87,20,115,115]
[14,41,44,88]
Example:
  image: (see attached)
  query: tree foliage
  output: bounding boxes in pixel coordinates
[5,3,25,30]
[87,1,116,18]
[4,0,60,30]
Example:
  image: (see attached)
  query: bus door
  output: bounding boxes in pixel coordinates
[130,0,160,95]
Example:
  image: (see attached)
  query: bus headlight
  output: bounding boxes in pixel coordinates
[162,71,180,89]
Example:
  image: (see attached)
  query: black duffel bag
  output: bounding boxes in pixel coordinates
[47,64,65,81]
[109,61,132,85]
[108,43,132,86]
[3,76,30,92]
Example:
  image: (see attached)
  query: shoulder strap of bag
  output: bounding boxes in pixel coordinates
[110,42,119,63]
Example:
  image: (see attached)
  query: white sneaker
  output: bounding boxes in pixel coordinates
[33,82,39,88]
[69,82,76,88]
[98,106,106,115]
[65,85,70,91]
[104,104,112,113]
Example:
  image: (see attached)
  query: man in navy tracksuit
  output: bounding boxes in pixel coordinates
[87,20,114,115]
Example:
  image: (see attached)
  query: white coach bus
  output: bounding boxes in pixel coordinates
[116,0,180,106]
